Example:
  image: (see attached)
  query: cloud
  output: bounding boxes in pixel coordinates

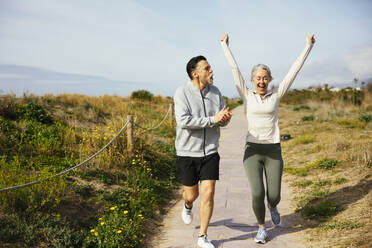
[345,45,372,79]
[282,44,372,88]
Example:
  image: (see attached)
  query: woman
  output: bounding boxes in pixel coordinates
[220,33,315,243]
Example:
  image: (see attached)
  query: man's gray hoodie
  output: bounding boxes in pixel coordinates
[174,81,228,157]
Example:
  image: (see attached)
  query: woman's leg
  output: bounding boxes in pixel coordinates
[243,145,266,225]
[263,144,284,208]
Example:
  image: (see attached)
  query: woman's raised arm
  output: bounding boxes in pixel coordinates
[277,35,315,98]
[220,33,250,99]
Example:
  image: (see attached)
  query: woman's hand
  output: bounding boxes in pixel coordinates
[307,34,315,45]
[220,33,229,46]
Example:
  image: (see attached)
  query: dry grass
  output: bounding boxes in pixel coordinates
[279,96,372,247]
[0,92,177,247]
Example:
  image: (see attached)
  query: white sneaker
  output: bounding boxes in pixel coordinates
[181,203,193,224]
[197,235,215,248]
[254,228,268,244]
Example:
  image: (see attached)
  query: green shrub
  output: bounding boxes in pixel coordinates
[301,115,315,121]
[315,180,332,187]
[130,90,153,101]
[0,155,66,212]
[72,184,95,198]
[284,166,309,177]
[359,114,372,123]
[333,177,348,185]
[293,104,310,111]
[337,119,366,128]
[296,136,314,144]
[84,206,145,247]
[16,103,53,124]
[301,201,339,219]
[320,221,363,230]
[0,117,16,132]
[0,212,86,247]
[316,158,340,170]
[292,180,313,187]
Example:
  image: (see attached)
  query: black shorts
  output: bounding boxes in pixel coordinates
[176,152,220,186]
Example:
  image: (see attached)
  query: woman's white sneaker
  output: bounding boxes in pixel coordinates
[197,235,215,248]
[254,228,268,244]
[181,203,193,224]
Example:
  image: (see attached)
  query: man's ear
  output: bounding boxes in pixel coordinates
[192,70,198,79]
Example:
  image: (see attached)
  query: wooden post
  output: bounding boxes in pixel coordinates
[170,103,175,127]
[127,115,134,155]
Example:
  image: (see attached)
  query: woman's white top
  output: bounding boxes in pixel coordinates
[221,41,313,144]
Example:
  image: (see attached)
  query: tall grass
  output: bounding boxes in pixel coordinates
[0,92,177,247]
[280,86,372,247]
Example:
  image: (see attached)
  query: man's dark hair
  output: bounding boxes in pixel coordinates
[186,55,207,80]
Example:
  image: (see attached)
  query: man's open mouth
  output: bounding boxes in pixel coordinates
[258,83,266,89]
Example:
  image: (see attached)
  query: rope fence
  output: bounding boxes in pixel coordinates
[0,104,174,193]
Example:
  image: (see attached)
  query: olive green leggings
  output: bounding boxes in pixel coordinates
[243,142,283,225]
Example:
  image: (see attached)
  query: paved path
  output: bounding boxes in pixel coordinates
[152,106,306,248]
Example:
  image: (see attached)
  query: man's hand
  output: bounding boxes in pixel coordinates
[307,34,315,46]
[214,107,232,123]
[220,33,229,46]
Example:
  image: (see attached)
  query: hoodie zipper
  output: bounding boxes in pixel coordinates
[200,90,207,157]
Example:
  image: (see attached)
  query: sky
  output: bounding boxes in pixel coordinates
[0,0,371,97]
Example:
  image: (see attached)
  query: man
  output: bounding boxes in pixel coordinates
[174,55,232,248]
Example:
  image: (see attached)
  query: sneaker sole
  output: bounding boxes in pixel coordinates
[254,238,266,244]
[182,219,192,225]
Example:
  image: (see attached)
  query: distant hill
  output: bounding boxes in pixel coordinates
[303,77,372,90]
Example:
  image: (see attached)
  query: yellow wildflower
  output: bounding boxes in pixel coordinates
[123,210,128,214]
[133,234,137,239]
[138,214,142,217]
[142,233,146,237]
[104,137,107,140]
[94,232,98,236]
[110,206,117,211]
[117,230,122,234]
[101,222,105,226]
[140,239,143,242]
[90,229,95,233]
[98,218,102,220]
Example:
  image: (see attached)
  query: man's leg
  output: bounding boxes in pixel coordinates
[199,180,216,235]
[183,184,199,208]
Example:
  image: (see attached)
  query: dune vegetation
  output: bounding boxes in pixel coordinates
[0,91,179,248]
[279,83,372,247]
